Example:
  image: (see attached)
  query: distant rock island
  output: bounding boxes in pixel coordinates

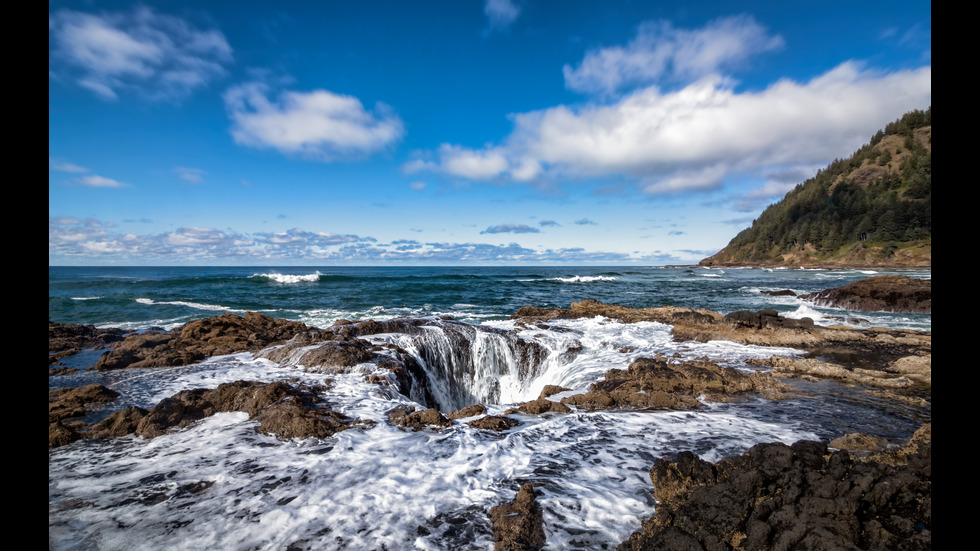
[701,107,930,269]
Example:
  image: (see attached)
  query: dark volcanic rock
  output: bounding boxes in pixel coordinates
[94,312,312,370]
[723,308,814,330]
[49,322,131,355]
[560,356,789,411]
[489,483,546,551]
[761,289,797,297]
[618,424,931,551]
[799,275,931,313]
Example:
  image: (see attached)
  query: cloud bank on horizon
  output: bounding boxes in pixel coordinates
[49,0,931,265]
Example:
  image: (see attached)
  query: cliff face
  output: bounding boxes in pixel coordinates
[701,108,931,268]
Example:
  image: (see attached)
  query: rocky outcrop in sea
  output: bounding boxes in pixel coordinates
[799,275,931,313]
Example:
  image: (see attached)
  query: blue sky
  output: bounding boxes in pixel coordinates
[49,0,931,266]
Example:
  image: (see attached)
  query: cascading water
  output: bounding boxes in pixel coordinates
[370,320,562,411]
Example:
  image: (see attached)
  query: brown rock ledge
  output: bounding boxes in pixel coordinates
[489,483,546,551]
[49,380,370,448]
[560,355,790,411]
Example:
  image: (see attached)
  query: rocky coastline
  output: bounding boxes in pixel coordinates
[49,275,931,550]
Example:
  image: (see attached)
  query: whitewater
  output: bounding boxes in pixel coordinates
[48,266,931,550]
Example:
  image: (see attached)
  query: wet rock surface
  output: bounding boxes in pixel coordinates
[49,380,367,447]
[386,405,453,430]
[618,424,931,551]
[489,483,546,551]
[447,404,487,419]
[49,322,132,366]
[799,275,931,313]
[467,415,520,431]
[93,312,312,370]
[560,356,790,411]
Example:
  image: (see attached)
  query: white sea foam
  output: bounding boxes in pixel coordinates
[135,297,238,312]
[550,275,618,283]
[70,296,101,300]
[783,304,828,324]
[49,347,819,551]
[252,271,322,284]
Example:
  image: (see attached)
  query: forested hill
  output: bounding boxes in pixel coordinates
[700,107,931,268]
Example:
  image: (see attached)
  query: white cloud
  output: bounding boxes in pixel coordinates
[49,158,89,173]
[484,0,521,32]
[79,174,128,188]
[51,218,686,264]
[481,224,540,234]
[563,15,784,96]
[224,82,404,161]
[437,144,509,180]
[174,166,205,184]
[49,6,233,101]
[410,62,931,194]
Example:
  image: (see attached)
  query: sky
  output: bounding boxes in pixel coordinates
[49,0,931,266]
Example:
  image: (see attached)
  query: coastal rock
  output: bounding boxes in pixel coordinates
[49,322,131,355]
[560,356,790,411]
[467,415,519,431]
[88,406,150,440]
[750,355,922,389]
[49,380,363,447]
[94,312,312,370]
[507,397,571,415]
[760,289,797,297]
[538,385,570,399]
[489,483,546,551]
[49,384,120,423]
[447,404,487,419]
[618,424,931,551]
[799,275,931,313]
[511,298,721,326]
[829,433,889,454]
[386,405,453,430]
[723,308,814,330]
[259,335,376,370]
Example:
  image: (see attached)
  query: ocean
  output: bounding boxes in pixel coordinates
[48,265,931,550]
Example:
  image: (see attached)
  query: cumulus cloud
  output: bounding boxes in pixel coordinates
[49,6,232,101]
[481,224,540,234]
[224,81,404,161]
[409,62,931,194]
[563,15,784,96]
[538,220,560,227]
[573,218,597,225]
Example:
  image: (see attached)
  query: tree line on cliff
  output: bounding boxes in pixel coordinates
[702,107,931,266]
